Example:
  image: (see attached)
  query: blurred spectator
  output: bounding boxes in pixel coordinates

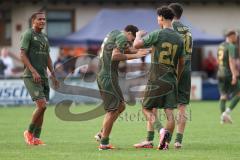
[54,47,68,71]
[203,50,218,78]
[0,59,6,76]
[64,47,77,74]
[0,48,14,76]
[74,54,98,81]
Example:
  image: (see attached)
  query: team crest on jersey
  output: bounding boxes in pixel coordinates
[34,37,38,40]
[34,91,39,96]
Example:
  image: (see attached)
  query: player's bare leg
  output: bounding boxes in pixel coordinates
[219,95,231,124]
[134,108,155,148]
[152,108,163,132]
[175,104,187,148]
[33,99,47,145]
[24,98,47,145]
[95,102,125,141]
[164,109,175,135]
[223,92,240,124]
[158,108,175,150]
[99,103,125,150]
[143,108,155,132]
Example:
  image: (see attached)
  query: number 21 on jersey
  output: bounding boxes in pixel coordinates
[159,42,178,65]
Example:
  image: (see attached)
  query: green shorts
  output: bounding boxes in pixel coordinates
[142,79,177,109]
[97,76,124,112]
[218,76,240,95]
[178,69,191,105]
[23,77,50,101]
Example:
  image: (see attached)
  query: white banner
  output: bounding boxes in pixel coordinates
[0,79,33,105]
[0,76,203,105]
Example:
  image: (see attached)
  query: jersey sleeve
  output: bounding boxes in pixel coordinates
[115,34,129,54]
[142,30,159,48]
[20,30,32,53]
[228,44,237,58]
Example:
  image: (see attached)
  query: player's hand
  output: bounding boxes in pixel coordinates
[32,70,41,83]
[50,75,60,89]
[136,30,147,37]
[136,49,148,58]
[145,48,152,54]
[231,76,237,85]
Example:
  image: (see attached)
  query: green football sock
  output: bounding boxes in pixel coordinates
[34,127,42,138]
[101,137,109,145]
[175,133,183,144]
[146,131,154,141]
[154,119,163,132]
[167,132,172,143]
[220,99,226,113]
[229,96,240,111]
[28,123,36,134]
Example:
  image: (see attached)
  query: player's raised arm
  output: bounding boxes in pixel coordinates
[111,48,148,61]
[133,30,147,49]
[134,30,159,50]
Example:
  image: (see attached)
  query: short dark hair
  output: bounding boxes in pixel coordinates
[157,6,174,20]
[31,12,45,21]
[225,30,237,37]
[124,25,139,37]
[169,3,183,19]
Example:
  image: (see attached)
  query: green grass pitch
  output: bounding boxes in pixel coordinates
[0,101,240,160]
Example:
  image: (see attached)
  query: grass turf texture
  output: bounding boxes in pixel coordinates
[0,101,240,160]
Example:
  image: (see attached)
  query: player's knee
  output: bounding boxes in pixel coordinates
[177,106,187,122]
[178,105,186,114]
[220,95,227,100]
[36,99,47,111]
[118,102,125,113]
[164,109,175,122]
[149,114,156,124]
[142,108,149,116]
[152,108,158,116]
[177,112,187,123]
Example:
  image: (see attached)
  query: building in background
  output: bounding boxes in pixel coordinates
[0,0,240,53]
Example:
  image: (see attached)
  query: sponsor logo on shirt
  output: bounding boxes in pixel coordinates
[34,91,39,96]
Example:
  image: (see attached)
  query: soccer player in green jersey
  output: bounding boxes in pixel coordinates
[21,12,59,145]
[217,30,240,124]
[133,6,185,150]
[169,3,193,149]
[97,25,148,150]
[134,4,192,149]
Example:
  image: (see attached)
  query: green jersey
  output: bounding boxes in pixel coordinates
[172,20,193,71]
[20,28,50,79]
[143,28,184,81]
[217,42,238,77]
[98,30,129,78]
